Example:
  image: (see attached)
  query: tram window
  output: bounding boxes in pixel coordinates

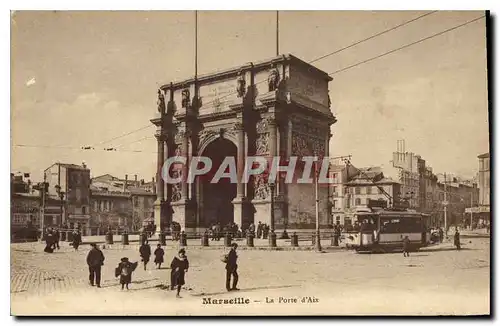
[380,218,401,233]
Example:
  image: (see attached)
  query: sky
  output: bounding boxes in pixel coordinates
[11,10,489,182]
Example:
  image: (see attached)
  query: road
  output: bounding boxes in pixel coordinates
[11,237,490,316]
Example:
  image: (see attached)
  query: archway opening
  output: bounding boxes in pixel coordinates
[201,137,237,228]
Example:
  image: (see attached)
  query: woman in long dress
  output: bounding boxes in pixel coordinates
[170,248,189,298]
[154,244,164,269]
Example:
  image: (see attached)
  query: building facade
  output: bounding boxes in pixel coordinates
[436,174,480,229]
[344,167,402,226]
[90,174,156,234]
[152,54,336,232]
[478,153,490,207]
[44,162,91,234]
[391,151,420,209]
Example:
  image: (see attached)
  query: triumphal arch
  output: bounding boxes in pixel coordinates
[151,54,336,233]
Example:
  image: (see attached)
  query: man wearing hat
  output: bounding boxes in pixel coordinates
[225,243,239,292]
[86,243,105,287]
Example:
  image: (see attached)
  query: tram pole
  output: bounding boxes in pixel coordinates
[314,157,321,252]
[444,173,448,235]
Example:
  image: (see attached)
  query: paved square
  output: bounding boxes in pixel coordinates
[11,237,490,316]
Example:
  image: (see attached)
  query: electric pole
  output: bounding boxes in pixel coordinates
[444,172,448,234]
[314,157,321,252]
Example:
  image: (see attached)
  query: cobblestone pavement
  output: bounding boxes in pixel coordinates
[11,238,490,316]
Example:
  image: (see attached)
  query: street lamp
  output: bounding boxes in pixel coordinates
[55,185,65,226]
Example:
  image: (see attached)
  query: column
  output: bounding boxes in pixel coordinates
[235,122,245,198]
[268,118,278,167]
[156,135,165,202]
[268,118,278,232]
[163,139,169,201]
[181,130,190,200]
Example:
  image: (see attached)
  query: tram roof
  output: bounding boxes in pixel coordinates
[357,209,430,218]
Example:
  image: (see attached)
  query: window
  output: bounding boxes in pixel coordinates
[355,187,361,195]
[355,198,361,206]
[82,206,86,214]
[366,187,372,195]
[332,186,337,194]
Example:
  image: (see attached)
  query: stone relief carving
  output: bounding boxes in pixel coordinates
[291,132,326,157]
[171,170,182,202]
[181,88,190,108]
[213,97,222,113]
[233,122,244,133]
[157,89,165,113]
[268,64,280,92]
[236,70,246,98]
[174,130,185,145]
[291,133,311,156]
[174,145,181,157]
[198,129,217,146]
[256,133,269,155]
[253,174,270,200]
[256,118,269,134]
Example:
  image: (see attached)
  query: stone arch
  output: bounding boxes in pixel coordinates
[197,128,238,156]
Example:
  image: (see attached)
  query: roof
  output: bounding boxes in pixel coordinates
[478,152,489,159]
[45,162,89,172]
[128,187,155,196]
[346,177,400,186]
[160,53,332,90]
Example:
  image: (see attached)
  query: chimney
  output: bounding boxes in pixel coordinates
[152,177,156,194]
[123,174,128,192]
[135,174,138,187]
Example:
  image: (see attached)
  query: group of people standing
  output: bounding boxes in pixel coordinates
[85,240,241,298]
[209,222,242,240]
[43,228,81,253]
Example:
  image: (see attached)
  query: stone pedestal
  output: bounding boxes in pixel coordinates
[154,200,173,233]
[251,196,287,231]
[232,197,253,230]
[171,199,197,232]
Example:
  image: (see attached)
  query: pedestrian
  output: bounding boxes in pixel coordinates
[215,222,221,241]
[454,229,461,250]
[248,223,256,237]
[140,231,148,245]
[86,243,105,287]
[438,227,444,243]
[54,228,60,250]
[72,230,81,251]
[115,257,138,290]
[139,242,151,271]
[44,231,54,253]
[403,236,410,257]
[170,248,189,298]
[333,222,341,246]
[224,242,239,292]
[154,244,165,269]
[256,222,262,239]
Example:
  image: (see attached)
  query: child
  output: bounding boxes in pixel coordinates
[154,244,165,269]
[170,248,189,298]
[115,257,138,290]
[403,236,410,257]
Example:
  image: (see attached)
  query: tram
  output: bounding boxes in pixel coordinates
[344,208,431,253]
